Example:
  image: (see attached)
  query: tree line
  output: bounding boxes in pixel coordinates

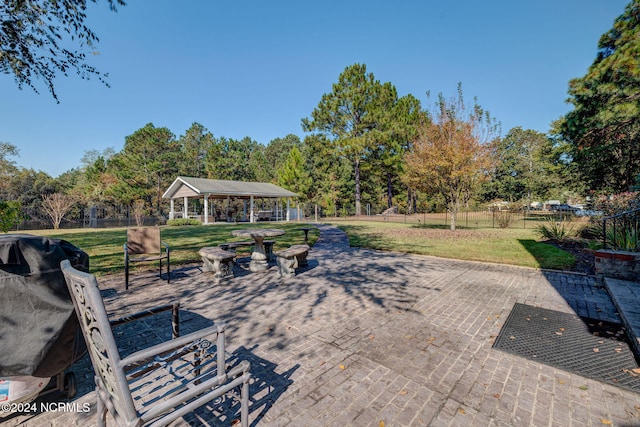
[1,1,639,230]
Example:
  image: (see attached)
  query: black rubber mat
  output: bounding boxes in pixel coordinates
[493,303,640,393]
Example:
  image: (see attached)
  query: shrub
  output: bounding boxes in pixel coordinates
[0,200,22,232]
[606,227,639,251]
[535,221,574,241]
[167,218,201,226]
[494,210,515,228]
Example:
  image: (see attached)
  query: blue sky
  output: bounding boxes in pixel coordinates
[1,0,629,177]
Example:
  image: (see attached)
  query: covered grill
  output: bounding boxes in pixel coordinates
[0,234,88,402]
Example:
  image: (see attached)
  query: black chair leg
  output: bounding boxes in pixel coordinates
[125,262,129,290]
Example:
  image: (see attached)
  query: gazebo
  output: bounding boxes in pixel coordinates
[162,176,299,224]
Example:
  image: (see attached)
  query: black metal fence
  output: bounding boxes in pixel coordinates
[320,208,589,230]
[602,208,640,252]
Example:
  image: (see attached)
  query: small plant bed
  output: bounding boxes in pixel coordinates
[545,239,595,275]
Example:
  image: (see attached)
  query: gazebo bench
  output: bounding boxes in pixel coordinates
[275,244,310,278]
[198,247,236,282]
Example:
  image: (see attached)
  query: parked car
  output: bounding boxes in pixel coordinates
[575,209,603,217]
[549,204,579,213]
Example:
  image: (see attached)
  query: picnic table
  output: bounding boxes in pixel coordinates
[231,228,284,272]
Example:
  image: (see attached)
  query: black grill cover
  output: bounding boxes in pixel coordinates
[0,234,88,377]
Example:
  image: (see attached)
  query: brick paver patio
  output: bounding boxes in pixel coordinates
[2,224,639,426]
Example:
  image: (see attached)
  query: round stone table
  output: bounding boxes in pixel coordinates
[231,228,285,272]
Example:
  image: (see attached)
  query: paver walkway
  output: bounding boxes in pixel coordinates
[2,224,639,426]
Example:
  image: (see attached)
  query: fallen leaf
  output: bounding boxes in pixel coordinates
[405,335,414,339]
[339,364,345,370]
[494,393,501,399]
[593,348,600,353]
[600,419,612,425]
[379,421,385,427]
[555,332,563,336]
[558,379,566,385]
[458,408,466,415]
[579,385,588,390]
[509,335,516,340]
[633,368,640,375]
[399,390,408,395]
[559,327,565,331]
[369,335,375,341]
[319,361,325,366]
[615,347,622,353]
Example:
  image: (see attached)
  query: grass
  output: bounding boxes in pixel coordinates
[12,219,577,276]
[328,220,576,270]
[16,222,319,276]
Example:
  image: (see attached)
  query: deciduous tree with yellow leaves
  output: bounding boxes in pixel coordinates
[403,84,499,230]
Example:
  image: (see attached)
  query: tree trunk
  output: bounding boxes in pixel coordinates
[354,158,361,216]
[449,198,458,231]
[387,172,393,209]
[449,209,457,231]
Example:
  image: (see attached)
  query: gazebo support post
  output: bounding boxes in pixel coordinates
[183,196,188,219]
[203,194,209,224]
[250,196,255,223]
[169,199,175,220]
[286,198,291,221]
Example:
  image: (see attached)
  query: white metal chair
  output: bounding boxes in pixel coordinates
[60,260,251,427]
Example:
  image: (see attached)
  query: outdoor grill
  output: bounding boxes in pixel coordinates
[0,234,88,403]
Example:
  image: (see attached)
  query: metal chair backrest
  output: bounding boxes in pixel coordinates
[126,227,161,255]
[60,259,139,423]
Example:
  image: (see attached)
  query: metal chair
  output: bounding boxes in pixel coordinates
[124,227,170,290]
[60,260,251,427]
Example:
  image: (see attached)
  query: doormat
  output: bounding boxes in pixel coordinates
[493,303,640,394]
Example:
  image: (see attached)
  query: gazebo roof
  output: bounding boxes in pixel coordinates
[162,176,299,200]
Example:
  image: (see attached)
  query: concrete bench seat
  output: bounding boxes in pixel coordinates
[275,244,309,278]
[198,247,236,282]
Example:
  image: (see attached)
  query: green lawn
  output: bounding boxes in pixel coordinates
[328,221,576,270]
[17,223,319,276]
[14,219,575,275]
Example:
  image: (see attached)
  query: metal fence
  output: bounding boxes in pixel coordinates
[322,209,589,230]
[601,208,640,252]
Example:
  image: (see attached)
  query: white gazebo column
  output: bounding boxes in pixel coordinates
[183,196,188,219]
[203,194,209,224]
[169,199,175,220]
[250,196,255,223]
[286,198,291,221]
